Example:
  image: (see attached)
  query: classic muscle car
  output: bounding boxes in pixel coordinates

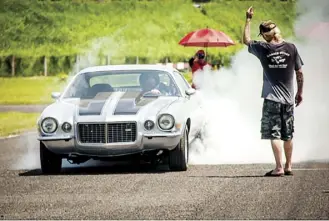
[37,64,204,173]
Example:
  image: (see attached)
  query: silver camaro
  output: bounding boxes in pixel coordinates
[37,64,204,173]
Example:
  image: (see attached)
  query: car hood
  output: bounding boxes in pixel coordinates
[62,91,178,118]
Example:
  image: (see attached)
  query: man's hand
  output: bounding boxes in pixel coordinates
[295,92,303,107]
[151,89,161,95]
[246,6,254,20]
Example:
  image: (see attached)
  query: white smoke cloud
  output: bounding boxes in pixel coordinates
[11,133,40,170]
[11,0,329,170]
[189,0,329,164]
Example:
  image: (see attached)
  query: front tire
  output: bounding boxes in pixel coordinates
[168,126,189,171]
[40,142,62,174]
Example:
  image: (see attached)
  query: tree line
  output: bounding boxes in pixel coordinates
[0,0,297,76]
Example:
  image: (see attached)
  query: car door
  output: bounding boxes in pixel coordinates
[172,71,204,139]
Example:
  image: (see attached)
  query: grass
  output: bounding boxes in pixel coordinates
[183,72,192,84]
[0,76,67,104]
[0,0,297,76]
[0,73,193,105]
[0,112,40,137]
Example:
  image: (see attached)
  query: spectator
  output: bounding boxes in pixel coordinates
[188,49,211,89]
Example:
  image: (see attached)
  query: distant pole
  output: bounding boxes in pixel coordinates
[136,56,139,64]
[44,56,47,76]
[76,55,80,73]
[11,56,15,77]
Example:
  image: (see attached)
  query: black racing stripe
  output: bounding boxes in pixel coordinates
[78,93,113,116]
[120,91,141,99]
[79,101,107,115]
[113,91,158,115]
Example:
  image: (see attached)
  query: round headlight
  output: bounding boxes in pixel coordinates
[41,117,58,134]
[144,120,155,130]
[62,122,72,133]
[158,114,175,130]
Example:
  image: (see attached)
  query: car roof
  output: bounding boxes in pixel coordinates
[78,64,178,75]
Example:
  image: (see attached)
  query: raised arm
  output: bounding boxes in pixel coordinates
[243,6,253,45]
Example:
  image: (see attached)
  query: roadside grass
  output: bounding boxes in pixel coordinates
[183,72,192,84]
[0,73,193,105]
[0,76,67,105]
[0,112,40,137]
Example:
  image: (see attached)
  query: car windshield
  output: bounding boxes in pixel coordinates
[62,70,181,99]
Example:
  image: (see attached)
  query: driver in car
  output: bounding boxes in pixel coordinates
[139,73,173,95]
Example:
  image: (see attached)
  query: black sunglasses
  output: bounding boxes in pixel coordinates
[198,53,205,59]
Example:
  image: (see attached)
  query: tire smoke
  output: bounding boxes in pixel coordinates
[11,0,329,170]
[189,0,329,164]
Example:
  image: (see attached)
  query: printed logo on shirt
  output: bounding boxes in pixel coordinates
[266,51,290,68]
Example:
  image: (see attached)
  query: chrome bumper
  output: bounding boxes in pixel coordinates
[38,132,181,157]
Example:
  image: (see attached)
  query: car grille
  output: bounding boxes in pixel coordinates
[78,123,106,143]
[107,123,137,143]
[78,122,137,144]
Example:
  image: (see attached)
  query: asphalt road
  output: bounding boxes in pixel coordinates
[1,132,329,220]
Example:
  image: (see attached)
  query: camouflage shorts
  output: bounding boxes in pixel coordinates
[261,99,295,141]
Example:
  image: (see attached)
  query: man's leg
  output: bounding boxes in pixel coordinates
[282,104,295,173]
[284,140,293,172]
[261,99,284,176]
[271,140,284,174]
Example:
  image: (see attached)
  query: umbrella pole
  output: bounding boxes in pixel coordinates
[206,46,208,62]
[204,43,208,62]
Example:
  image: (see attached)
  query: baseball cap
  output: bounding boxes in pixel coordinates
[258,21,277,36]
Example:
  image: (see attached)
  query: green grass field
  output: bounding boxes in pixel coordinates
[184,72,192,84]
[0,0,297,76]
[0,76,67,104]
[0,73,193,105]
[0,112,40,137]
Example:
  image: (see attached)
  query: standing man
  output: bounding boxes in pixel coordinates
[243,7,304,176]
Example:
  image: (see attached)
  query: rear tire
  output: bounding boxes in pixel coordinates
[40,142,62,174]
[168,126,189,171]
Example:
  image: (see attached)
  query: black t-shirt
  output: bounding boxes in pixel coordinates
[248,40,304,105]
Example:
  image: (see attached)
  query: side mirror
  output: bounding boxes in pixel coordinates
[51,92,61,100]
[185,88,196,96]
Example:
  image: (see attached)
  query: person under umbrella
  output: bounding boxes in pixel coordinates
[188,49,211,89]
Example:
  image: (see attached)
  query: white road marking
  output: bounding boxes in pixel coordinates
[290,168,329,171]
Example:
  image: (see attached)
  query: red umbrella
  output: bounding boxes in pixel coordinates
[179,27,235,47]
